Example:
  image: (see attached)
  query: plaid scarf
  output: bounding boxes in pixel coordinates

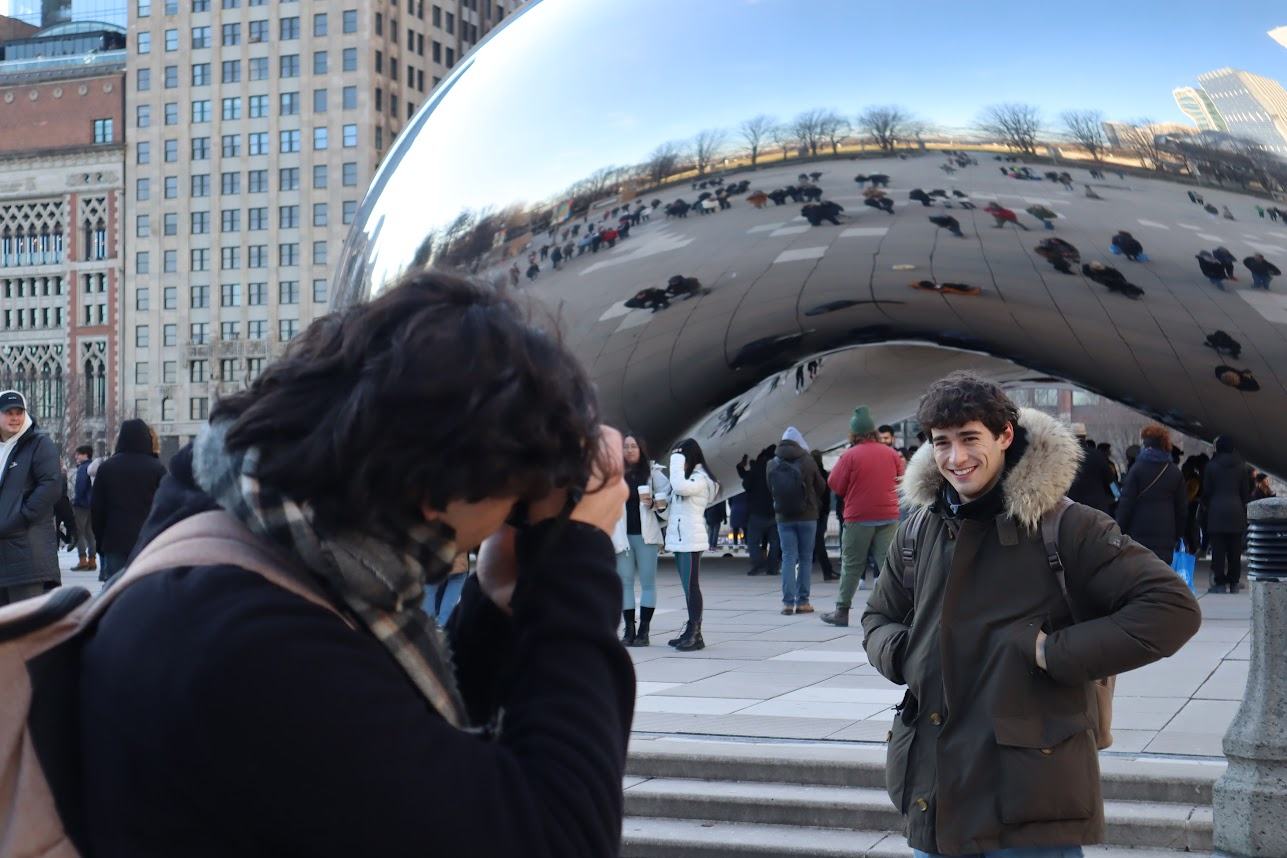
[192,419,468,729]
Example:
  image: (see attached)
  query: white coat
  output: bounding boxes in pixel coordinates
[613,462,671,552]
[664,453,718,553]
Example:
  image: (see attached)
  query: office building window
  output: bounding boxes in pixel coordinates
[248,245,268,267]
[135,363,149,385]
[220,209,240,233]
[136,214,150,237]
[164,250,178,272]
[136,177,151,201]
[278,167,299,190]
[139,0,151,16]
[279,243,299,266]
[162,361,176,385]
[343,10,357,32]
[190,359,208,382]
[249,19,268,42]
[222,22,240,46]
[191,284,210,308]
[248,282,267,304]
[279,91,299,115]
[375,127,382,149]
[164,102,178,124]
[164,139,178,161]
[137,31,151,53]
[164,65,179,87]
[221,60,241,83]
[220,322,240,340]
[280,55,300,78]
[375,12,382,35]
[222,97,241,120]
[190,62,210,86]
[446,47,454,68]
[248,170,268,192]
[375,49,382,74]
[390,57,397,80]
[165,28,178,50]
[280,16,299,39]
[342,200,357,223]
[221,246,241,270]
[136,288,150,311]
[191,211,209,233]
[313,50,328,74]
[221,134,241,157]
[279,280,299,303]
[92,118,113,143]
[342,47,357,72]
[191,25,210,48]
[135,325,150,348]
[220,283,241,306]
[313,89,327,113]
[163,324,177,346]
[221,171,240,195]
[248,321,267,340]
[248,207,268,230]
[279,205,299,228]
[249,94,268,118]
[249,56,268,80]
[164,213,178,235]
[280,130,300,153]
[313,202,327,225]
[342,124,357,147]
[312,278,327,303]
[313,164,327,188]
[375,88,382,112]
[342,161,357,186]
[311,241,327,265]
[192,136,210,159]
[164,286,177,308]
[193,0,208,9]
[136,104,151,127]
[191,248,210,271]
[343,86,357,109]
[192,100,211,123]
[161,398,175,422]
[136,251,150,273]
[249,132,269,155]
[138,68,151,90]
[221,359,242,383]
[431,4,440,26]
[191,398,210,421]
[190,323,209,344]
[313,127,328,150]
[279,319,299,341]
[432,40,440,62]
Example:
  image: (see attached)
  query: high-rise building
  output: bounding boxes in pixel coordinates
[0,22,126,451]
[1195,68,1287,153]
[124,0,522,455]
[1172,85,1228,133]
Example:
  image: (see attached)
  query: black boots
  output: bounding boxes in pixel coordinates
[667,622,691,647]
[634,606,654,647]
[621,610,636,646]
[674,622,704,652]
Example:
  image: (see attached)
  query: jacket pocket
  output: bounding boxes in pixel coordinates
[993,713,1096,824]
[884,690,918,813]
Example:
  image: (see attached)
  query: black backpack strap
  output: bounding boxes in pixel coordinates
[1040,497,1077,621]
[901,506,932,592]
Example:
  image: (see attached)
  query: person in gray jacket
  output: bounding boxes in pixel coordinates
[766,427,827,614]
[1201,436,1253,593]
[0,390,61,605]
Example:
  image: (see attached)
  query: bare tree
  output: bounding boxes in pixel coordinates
[738,114,775,166]
[1060,109,1107,162]
[692,128,728,176]
[643,141,684,184]
[976,103,1043,156]
[769,123,795,160]
[855,105,913,154]
[818,111,851,155]
[1115,119,1168,171]
[791,108,828,157]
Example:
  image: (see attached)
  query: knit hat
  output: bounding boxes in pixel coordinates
[849,406,875,435]
[782,426,809,451]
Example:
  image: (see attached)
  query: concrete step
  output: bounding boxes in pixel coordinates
[622,817,1206,858]
[626,737,1222,804]
[624,777,1213,852]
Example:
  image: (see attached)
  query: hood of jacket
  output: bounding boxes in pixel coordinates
[899,407,1083,531]
[1207,452,1243,473]
[115,418,155,456]
[775,439,809,462]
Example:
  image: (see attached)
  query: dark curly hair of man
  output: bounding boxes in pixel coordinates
[211,269,602,531]
[916,371,1020,438]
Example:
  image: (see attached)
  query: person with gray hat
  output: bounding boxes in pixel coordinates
[0,390,62,605]
[766,427,827,615]
[821,406,905,626]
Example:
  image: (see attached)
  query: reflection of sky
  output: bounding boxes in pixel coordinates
[362,0,1287,287]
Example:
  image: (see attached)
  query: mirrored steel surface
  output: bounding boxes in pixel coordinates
[336,0,1287,478]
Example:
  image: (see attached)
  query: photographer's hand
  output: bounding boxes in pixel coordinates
[476,427,627,614]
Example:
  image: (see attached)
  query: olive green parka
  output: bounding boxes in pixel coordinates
[862,408,1202,855]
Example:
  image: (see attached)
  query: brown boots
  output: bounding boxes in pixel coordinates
[72,555,97,572]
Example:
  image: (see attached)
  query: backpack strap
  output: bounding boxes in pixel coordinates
[1040,496,1077,621]
[83,510,354,629]
[901,506,933,592]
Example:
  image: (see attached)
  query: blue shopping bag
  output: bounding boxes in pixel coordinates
[1109,244,1121,255]
[1136,252,1149,262]
[1172,544,1196,592]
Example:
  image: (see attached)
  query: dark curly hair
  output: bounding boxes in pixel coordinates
[211,269,603,531]
[915,371,1019,438]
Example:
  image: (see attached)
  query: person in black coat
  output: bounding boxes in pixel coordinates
[738,447,781,575]
[1111,231,1144,261]
[1242,253,1281,290]
[1115,425,1188,563]
[1083,262,1144,298]
[90,418,168,582]
[809,449,837,581]
[1066,432,1116,513]
[1212,246,1238,280]
[0,390,61,604]
[1197,251,1229,288]
[1201,436,1253,593]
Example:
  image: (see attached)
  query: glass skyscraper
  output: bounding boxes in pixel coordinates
[2,0,125,28]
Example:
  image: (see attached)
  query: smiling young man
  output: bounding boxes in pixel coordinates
[862,372,1201,858]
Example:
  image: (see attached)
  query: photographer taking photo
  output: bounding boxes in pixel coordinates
[76,270,635,857]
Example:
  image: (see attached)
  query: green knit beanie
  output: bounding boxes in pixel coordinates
[849,406,875,435]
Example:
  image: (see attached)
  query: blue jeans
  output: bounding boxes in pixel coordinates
[616,534,659,609]
[777,519,817,606]
[99,552,129,585]
[914,848,1083,858]
[1252,273,1273,289]
[428,572,466,626]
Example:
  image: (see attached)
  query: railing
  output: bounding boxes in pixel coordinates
[0,49,127,79]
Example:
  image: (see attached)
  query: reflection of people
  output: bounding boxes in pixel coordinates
[1243,253,1280,290]
[1082,262,1143,299]
[908,280,980,296]
[983,202,1028,230]
[1111,231,1143,261]
[1196,251,1229,289]
[1215,365,1260,392]
[863,374,1199,858]
[928,215,964,237]
[665,275,704,300]
[624,287,669,313]
[1035,238,1079,274]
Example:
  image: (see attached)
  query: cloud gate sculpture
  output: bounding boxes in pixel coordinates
[334,0,1287,481]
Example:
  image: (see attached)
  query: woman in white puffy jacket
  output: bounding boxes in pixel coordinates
[663,437,719,652]
[611,433,671,647]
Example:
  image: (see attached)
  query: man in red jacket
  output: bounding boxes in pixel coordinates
[821,406,905,627]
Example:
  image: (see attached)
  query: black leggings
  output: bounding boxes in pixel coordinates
[677,551,703,625]
[1209,532,1244,586]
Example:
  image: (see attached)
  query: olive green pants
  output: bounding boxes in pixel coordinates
[836,521,898,610]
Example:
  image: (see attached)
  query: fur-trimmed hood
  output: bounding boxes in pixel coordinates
[900,407,1084,531]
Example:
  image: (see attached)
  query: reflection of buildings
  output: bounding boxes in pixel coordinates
[1172,86,1228,133]
[1270,26,1287,52]
[0,20,126,451]
[3,0,127,29]
[1102,120,1194,149]
[1195,68,1287,154]
[124,0,524,452]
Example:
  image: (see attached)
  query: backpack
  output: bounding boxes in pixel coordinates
[767,456,809,518]
[0,510,347,858]
[899,496,1116,750]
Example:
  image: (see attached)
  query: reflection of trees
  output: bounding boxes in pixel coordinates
[855,105,914,153]
[645,141,685,184]
[1159,133,1287,193]
[791,108,829,157]
[739,114,775,166]
[976,103,1042,156]
[769,123,795,160]
[1113,118,1169,171]
[692,128,727,176]
[1059,110,1106,161]
[819,111,851,155]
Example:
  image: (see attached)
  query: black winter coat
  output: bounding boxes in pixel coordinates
[1115,453,1187,560]
[90,419,167,556]
[1201,453,1252,533]
[0,422,61,588]
[1067,446,1116,513]
[739,458,777,518]
[77,446,635,858]
[1197,257,1227,279]
[1111,234,1142,256]
[1243,256,1281,277]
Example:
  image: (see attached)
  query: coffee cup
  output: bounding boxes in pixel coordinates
[638,485,652,506]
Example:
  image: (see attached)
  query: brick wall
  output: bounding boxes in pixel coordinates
[0,73,124,155]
